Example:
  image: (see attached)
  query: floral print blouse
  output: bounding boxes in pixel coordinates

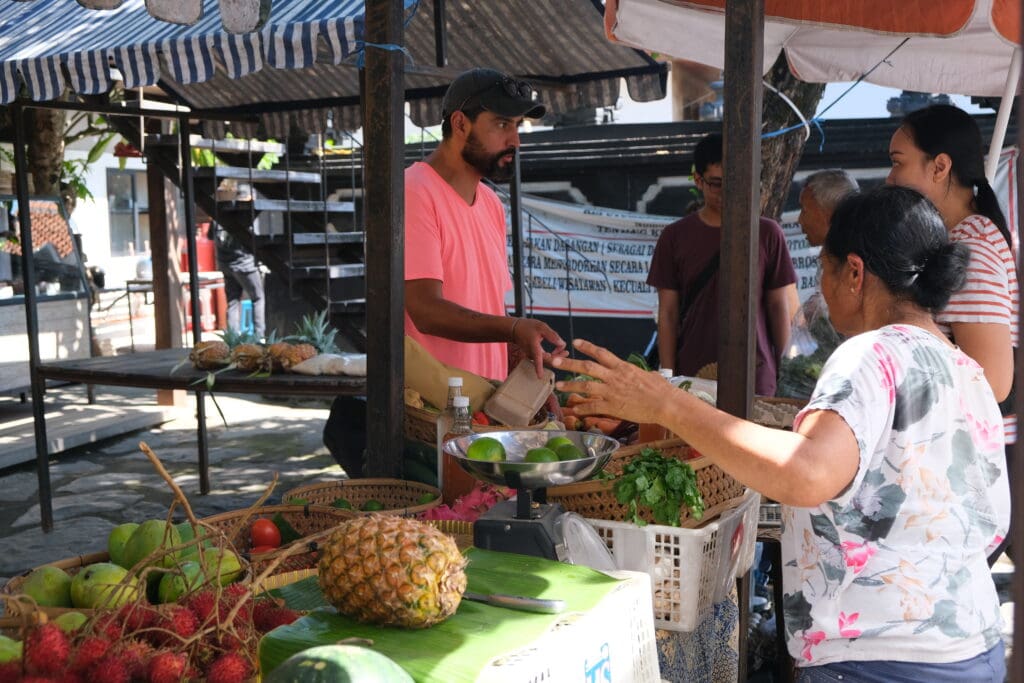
[784,324,1010,667]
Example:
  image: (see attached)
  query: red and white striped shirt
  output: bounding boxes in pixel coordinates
[936,214,1019,443]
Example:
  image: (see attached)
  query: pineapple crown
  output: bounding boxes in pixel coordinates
[219,327,261,349]
[284,309,339,354]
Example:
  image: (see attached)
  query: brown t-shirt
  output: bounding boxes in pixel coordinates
[646,212,796,395]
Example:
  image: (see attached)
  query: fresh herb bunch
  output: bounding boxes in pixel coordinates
[603,447,704,526]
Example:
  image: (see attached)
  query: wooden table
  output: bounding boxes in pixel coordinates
[33,348,365,525]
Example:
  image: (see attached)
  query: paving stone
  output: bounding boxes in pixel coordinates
[0,515,114,578]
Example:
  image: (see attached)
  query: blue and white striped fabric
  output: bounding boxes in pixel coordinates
[0,0,384,105]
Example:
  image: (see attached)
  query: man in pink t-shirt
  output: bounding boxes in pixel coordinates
[404,68,566,380]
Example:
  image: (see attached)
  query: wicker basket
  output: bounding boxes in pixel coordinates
[200,504,355,576]
[1,551,110,619]
[280,478,443,516]
[404,404,546,445]
[546,438,745,528]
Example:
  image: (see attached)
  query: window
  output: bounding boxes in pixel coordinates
[107,169,150,256]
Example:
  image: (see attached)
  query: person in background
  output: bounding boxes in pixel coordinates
[777,170,860,399]
[887,104,1018,562]
[215,223,265,339]
[555,186,1009,683]
[404,67,566,381]
[798,169,860,248]
[647,133,795,395]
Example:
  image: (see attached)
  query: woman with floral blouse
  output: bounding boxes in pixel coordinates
[554,186,1009,683]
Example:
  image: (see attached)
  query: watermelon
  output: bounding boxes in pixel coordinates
[264,644,413,682]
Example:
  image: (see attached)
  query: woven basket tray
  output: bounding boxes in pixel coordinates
[546,438,745,528]
[279,478,443,516]
[1,551,110,620]
[404,404,546,445]
[200,504,355,576]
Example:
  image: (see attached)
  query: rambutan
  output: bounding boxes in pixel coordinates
[113,639,154,680]
[146,651,188,683]
[254,605,300,633]
[150,605,198,647]
[24,622,71,675]
[183,588,218,625]
[0,660,23,680]
[204,652,251,683]
[90,613,123,641]
[85,653,130,683]
[116,603,158,633]
[69,635,111,672]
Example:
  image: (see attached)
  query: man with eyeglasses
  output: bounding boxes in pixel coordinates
[404,68,567,382]
[646,133,796,396]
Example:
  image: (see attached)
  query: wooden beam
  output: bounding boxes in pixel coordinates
[721,3,764,681]
[362,0,405,478]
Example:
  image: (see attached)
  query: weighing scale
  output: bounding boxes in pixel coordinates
[443,431,620,560]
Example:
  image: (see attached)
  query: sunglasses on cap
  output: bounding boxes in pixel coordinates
[455,75,535,113]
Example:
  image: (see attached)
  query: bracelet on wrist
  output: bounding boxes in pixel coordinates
[510,317,523,342]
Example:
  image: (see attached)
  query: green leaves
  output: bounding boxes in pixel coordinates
[625,352,651,372]
[609,447,704,526]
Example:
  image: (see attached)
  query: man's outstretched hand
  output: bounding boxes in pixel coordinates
[511,317,569,377]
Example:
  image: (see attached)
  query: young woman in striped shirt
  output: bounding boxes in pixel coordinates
[888,104,1018,560]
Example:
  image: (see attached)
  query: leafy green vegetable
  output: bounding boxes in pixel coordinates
[605,447,703,526]
[626,353,651,372]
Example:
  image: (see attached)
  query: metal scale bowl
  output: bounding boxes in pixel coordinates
[444,431,619,560]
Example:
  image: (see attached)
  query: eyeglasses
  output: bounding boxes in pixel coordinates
[455,76,535,113]
[699,174,724,189]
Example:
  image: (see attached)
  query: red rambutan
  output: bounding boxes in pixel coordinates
[254,606,300,633]
[24,622,71,676]
[116,602,158,633]
[85,653,130,683]
[146,651,188,683]
[0,660,23,680]
[150,605,198,647]
[90,613,123,641]
[69,635,111,672]
[204,652,251,683]
[113,638,154,680]
[183,589,217,625]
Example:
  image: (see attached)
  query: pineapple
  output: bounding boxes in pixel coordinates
[189,340,230,370]
[230,343,269,373]
[318,515,467,629]
[267,341,317,372]
[285,309,339,354]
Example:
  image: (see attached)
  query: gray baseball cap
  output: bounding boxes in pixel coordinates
[441,68,546,120]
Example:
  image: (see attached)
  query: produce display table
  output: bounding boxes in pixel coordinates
[31,348,365,527]
[264,548,661,682]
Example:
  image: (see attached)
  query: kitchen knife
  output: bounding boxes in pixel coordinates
[462,591,566,614]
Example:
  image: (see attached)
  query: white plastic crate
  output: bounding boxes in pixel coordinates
[477,571,660,682]
[586,489,761,632]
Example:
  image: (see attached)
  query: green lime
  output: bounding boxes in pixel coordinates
[524,447,559,463]
[555,443,585,461]
[361,499,385,512]
[544,436,575,451]
[286,497,309,505]
[331,498,353,510]
[416,492,438,505]
[466,437,506,462]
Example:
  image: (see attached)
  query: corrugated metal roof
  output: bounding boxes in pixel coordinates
[0,0,666,136]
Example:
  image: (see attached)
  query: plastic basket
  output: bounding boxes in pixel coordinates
[546,438,744,527]
[586,489,761,632]
[279,478,442,516]
[200,504,355,576]
[759,501,782,527]
[404,404,546,445]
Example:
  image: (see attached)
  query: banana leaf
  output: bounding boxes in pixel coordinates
[260,548,620,681]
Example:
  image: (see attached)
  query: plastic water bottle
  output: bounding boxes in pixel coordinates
[441,396,475,504]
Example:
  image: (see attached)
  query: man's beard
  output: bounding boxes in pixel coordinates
[462,131,516,182]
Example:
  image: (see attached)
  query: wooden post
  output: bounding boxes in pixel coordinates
[147,147,186,407]
[362,0,405,477]
[1011,13,1024,681]
[722,1,764,681]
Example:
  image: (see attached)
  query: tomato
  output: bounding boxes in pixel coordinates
[250,518,282,548]
[250,545,277,554]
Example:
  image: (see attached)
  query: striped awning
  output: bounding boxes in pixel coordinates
[0,0,382,104]
[0,0,666,136]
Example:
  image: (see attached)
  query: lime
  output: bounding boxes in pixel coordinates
[361,499,385,512]
[524,447,559,463]
[466,437,506,462]
[416,492,438,505]
[555,443,585,461]
[544,436,575,451]
[331,498,353,510]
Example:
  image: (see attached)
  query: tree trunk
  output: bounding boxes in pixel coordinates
[26,107,66,197]
[759,53,825,220]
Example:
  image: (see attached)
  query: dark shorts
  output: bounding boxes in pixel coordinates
[795,642,1005,683]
